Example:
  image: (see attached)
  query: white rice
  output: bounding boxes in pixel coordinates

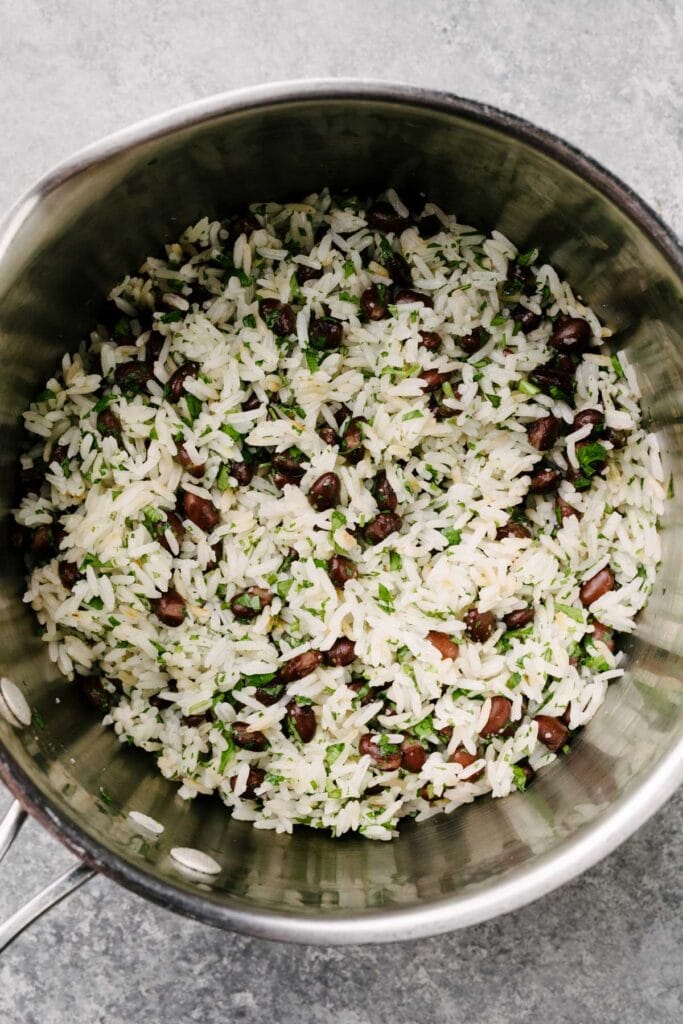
[14,190,665,840]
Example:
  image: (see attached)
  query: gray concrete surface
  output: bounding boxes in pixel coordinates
[0,1,681,1021]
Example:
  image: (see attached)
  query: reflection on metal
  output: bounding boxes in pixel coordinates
[0,82,680,944]
[0,799,26,864]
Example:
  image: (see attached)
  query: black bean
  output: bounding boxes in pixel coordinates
[272,450,306,484]
[31,524,55,561]
[158,511,185,553]
[401,741,427,773]
[465,609,496,642]
[480,696,512,736]
[58,560,81,590]
[182,491,220,531]
[366,201,409,234]
[114,360,153,395]
[527,414,560,451]
[51,441,69,466]
[504,607,535,629]
[258,298,296,337]
[230,767,266,799]
[449,747,481,774]
[496,522,531,540]
[323,638,356,667]
[167,362,199,402]
[513,306,542,333]
[278,650,323,684]
[254,683,285,707]
[572,408,604,434]
[360,285,388,321]
[590,620,615,652]
[535,715,569,752]
[175,442,205,478]
[529,467,562,493]
[78,675,117,712]
[340,418,365,464]
[309,315,344,350]
[231,461,254,486]
[334,403,352,427]
[550,315,593,353]
[419,331,442,350]
[604,428,627,449]
[420,369,449,392]
[242,390,261,412]
[427,631,459,660]
[318,425,340,447]
[555,497,580,524]
[579,566,615,606]
[384,254,413,288]
[328,555,357,588]
[227,212,261,243]
[153,588,186,627]
[206,539,223,571]
[418,214,442,238]
[97,408,122,440]
[183,712,211,728]
[459,328,488,354]
[394,288,433,308]
[528,360,575,400]
[308,472,341,511]
[233,722,268,752]
[373,470,397,512]
[230,586,272,621]
[285,700,317,743]
[295,264,323,285]
[359,733,401,771]
[364,512,402,544]
[146,331,165,364]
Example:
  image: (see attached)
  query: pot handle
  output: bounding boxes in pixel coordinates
[0,799,95,952]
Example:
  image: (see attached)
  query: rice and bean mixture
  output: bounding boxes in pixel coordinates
[14,190,664,840]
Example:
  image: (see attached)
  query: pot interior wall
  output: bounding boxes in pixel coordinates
[0,94,681,931]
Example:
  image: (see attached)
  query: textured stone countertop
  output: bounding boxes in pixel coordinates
[0,2,681,1022]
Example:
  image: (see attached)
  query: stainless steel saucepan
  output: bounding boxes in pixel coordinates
[0,81,681,948]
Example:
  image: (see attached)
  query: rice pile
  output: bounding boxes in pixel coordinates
[13,189,665,840]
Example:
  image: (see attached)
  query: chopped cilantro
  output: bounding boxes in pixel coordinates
[216,464,231,491]
[377,583,394,613]
[324,743,345,768]
[517,248,538,267]
[611,353,625,379]
[389,550,402,572]
[220,422,242,442]
[512,765,529,791]
[184,394,202,424]
[556,603,584,623]
[160,310,183,323]
[343,259,355,278]
[243,314,257,329]
[412,715,435,743]
[443,528,462,546]
[577,442,607,478]
[92,393,116,414]
[402,409,424,421]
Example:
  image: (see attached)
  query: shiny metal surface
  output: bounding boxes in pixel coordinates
[0,800,94,952]
[0,82,681,945]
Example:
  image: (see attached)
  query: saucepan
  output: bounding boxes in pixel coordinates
[0,81,681,948]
